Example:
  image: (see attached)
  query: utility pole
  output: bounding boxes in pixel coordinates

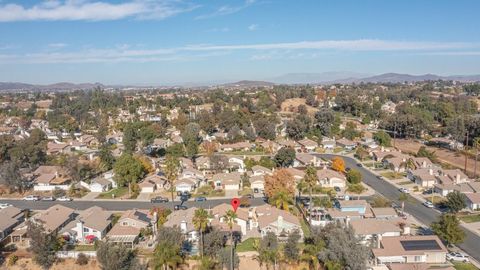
[465,130,469,172]
[393,120,397,149]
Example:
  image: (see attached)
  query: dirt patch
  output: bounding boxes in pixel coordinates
[395,139,477,176]
[3,258,100,270]
[280,98,318,115]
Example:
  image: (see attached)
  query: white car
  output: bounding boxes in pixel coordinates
[0,203,13,209]
[56,196,72,201]
[23,195,40,201]
[423,201,434,208]
[399,188,410,194]
[447,252,469,262]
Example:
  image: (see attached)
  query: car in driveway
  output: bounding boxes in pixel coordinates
[399,188,410,194]
[41,196,55,201]
[150,196,169,203]
[423,201,434,208]
[356,163,363,167]
[174,205,188,210]
[56,196,72,201]
[334,186,341,192]
[194,196,207,202]
[23,195,40,201]
[447,252,469,262]
[0,203,13,209]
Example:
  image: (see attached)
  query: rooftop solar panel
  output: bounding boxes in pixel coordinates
[400,240,441,251]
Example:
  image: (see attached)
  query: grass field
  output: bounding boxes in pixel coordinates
[236,238,259,252]
[453,262,479,270]
[459,214,480,223]
[97,187,128,199]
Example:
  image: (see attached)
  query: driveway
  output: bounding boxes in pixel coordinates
[136,192,151,201]
[80,192,100,200]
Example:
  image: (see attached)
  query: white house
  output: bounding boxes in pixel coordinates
[65,206,112,243]
[316,167,346,188]
[464,193,480,211]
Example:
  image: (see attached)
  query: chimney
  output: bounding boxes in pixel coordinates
[429,168,433,175]
[277,216,283,228]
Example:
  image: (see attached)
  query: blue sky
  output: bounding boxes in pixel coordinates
[0,0,479,85]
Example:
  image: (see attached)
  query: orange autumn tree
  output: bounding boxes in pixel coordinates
[331,157,346,172]
[264,169,296,211]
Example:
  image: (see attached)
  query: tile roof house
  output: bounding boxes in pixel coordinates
[107,209,156,248]
[211,172,242,191]
[336,138,357,150]
[32,165,71,191]
[164,207,198,241]
[251,165,272,176]
[371,207,399,220]
[250,175,265,192]
[384,157,407,173]
[464,193,480,211]
[62,206,112,243]
[211,203,249,236]
[350,218,407,245]
[32,204,75,234]
[0,206,25,242]
[371,235,447,265]
[294,153,320,167]
[407,168,439,188]
[254,205,303,240]
[316,167,346,188]
[297,138,318,151]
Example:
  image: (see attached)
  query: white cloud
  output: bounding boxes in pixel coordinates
[48,43,67,48]
[248,24,258,31]
[0,39,478,64]
[195,0,255,19]
[206,27,230,33]
[0,0,197,22]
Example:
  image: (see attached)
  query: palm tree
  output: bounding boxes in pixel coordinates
[164,155,180,210]
[223,210,237,270]
[271,191,292,211]
[193,208,210,257]
[303,165,317,217]
[301,242,322,270]
[474,137,480,178]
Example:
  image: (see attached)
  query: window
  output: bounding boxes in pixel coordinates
[83,228,89,233]
[414,256,422,262]
[122,222,128,226]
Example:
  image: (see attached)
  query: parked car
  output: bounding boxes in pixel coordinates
[334,186,341,192]
[422,189,433,195]
[194,197,207,202]
[0,203,12,209]
[41,196,55,201]
[253,188,259,193]
[244,194,253,199]
[174,205,188,210]
[150,196,169,203]
[399,188,410,194]
[56,196,72,201]
[423,201,434,208]
[23,195,40,201]
[447,252,469,262]
[356,163,363,167]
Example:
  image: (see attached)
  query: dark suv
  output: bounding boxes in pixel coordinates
[150,196,169,203]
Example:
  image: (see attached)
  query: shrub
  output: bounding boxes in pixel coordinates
[76,253,89,265]
[7,255,18,266]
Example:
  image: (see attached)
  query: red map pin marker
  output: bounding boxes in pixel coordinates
[231,198,240,212]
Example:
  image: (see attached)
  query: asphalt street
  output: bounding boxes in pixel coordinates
[317,154,480,263]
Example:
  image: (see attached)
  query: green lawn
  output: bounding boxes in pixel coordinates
[300,218,311,238]
[97,187,129,199]
[236,238,259,252]
[459,214,480,223]
[426,195,446,205]
[453,262,479,270]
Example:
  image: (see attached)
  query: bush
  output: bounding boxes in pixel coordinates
[52,188,66,198]
[7,255,18,266]
[347,183,365,194]
[76,253,89,265]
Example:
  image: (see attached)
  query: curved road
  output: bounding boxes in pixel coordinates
[317,154,480,263]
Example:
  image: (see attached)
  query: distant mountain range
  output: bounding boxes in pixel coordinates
[1,72,480,91]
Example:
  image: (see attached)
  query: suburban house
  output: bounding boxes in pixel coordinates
[294,153,321,167]
[62,206,112,243]
[218,141,253,152]
[336,138,357,150]
[361,137,379,149]
[251,165,272,176]
[411,157,434,169]
[228,157,246,173]
[321,137,336,150]
[46,142,69,155]
[384,157,407,173]
[285,168,305,182]
[211,172,242,192]
[429,137,463,150]
[107,209,156,248]
[250,175,265,192]
[407,168,439,188]
[260,140,281,153]
[464,193,480,211]
[316,167,346,188]
[371,207,399,220]
[443,169,469,184]
[32,165,71,191]
[0,206,25,243]
[80,172,116,193]
[350,218,407,245]
[297,138,318,152]
[371,235,447,265]
[31,205,75,235]
[210,203,249,236]
[164,207,198,242]
[175,177,198,193]
[254,205,303,240]
[138,173,168,193]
